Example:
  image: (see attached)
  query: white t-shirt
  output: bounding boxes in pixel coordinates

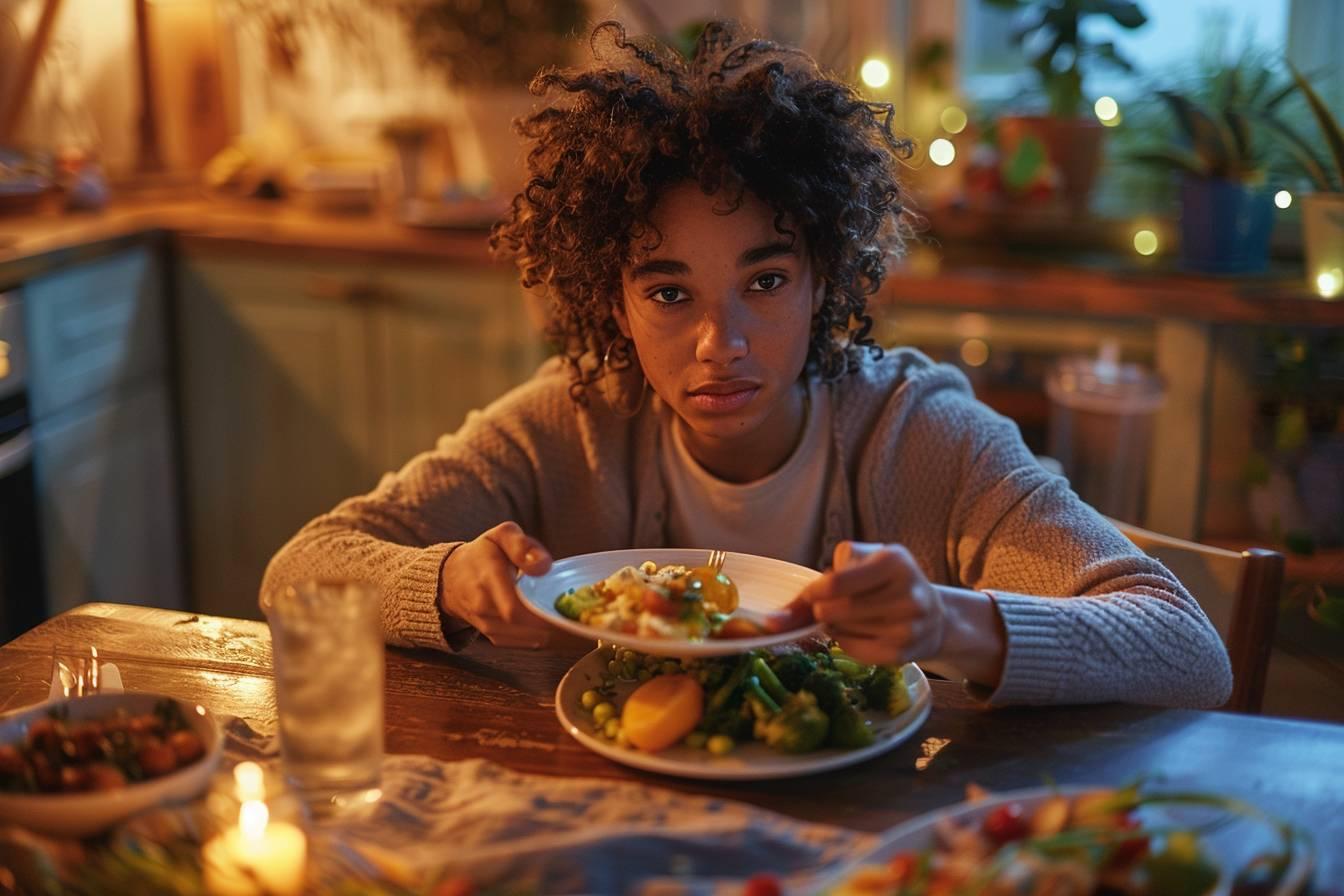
[658,379,831,567]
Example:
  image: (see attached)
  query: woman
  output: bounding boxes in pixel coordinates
[263,21,1231,708]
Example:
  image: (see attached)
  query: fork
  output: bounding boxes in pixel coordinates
[707,549,727,575]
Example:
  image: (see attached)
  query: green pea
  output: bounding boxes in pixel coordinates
[683,731,708,749]
[592,702,616,724]
[580,689,601,710]
[661,661,681,675]
[637,669,652,682]
[603,718,621,739]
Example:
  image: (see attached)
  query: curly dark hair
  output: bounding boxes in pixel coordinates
[490,20,913,401]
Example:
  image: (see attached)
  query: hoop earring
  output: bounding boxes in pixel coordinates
[600,337,648,418]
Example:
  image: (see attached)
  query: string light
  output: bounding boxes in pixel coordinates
[960,338,990,367]
[929,138,956,166]
[1133,229,1159,256]
[860,58,890,89]
[1274,190,1292,209]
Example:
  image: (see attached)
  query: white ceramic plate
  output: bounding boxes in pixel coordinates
[0,692,225,838]
[518,548,824,657]
[812,786,1315,896]
[554,645,932,780]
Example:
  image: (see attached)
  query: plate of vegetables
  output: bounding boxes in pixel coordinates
[517,549,823,657]
[0,692,224,837]
[554,638,931,780]
[814,783,1314,896]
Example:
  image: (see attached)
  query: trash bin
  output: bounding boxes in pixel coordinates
[1045,346,1166,524]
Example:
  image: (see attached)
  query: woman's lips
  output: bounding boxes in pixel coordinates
[687,382,760,413]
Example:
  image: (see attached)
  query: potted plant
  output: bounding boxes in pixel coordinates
[1128,64,1296,274]
[393,0,587,199]
[983,0,1148,218]
[1265,66,1344,297]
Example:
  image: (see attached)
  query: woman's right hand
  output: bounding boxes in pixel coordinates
[439,521,555,648]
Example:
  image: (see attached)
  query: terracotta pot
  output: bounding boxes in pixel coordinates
[1302,192,1344,298]
[997,115,1106,218]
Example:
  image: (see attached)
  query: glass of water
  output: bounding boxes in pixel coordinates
[261,580,384,819]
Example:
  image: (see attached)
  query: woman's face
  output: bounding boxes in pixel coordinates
[615,182,819,481]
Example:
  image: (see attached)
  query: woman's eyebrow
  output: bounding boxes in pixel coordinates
[628,258,690,280]
[738,241,797,266]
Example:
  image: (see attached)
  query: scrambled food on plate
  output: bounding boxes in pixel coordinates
[828,785,1303,896]
[578,639,914,755]
[555,560,765,640]
[0,700,207,794]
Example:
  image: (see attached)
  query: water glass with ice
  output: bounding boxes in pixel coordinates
[261,580,384,818]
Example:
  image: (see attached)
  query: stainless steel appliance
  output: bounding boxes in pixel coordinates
[0,290,45,642]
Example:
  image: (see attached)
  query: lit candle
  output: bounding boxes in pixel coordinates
[203,764,307,896]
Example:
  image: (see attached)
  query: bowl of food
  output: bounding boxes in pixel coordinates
[0,692,224,838]
[815,783,1313,895]
[517,548,823,657]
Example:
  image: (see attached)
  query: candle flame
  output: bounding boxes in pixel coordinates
[239,799,269,841]
[234,761,266,802]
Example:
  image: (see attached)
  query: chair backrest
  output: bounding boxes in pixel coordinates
[1109,518,1284,713]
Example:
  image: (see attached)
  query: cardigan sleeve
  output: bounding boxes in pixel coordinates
[865,359,1233,709]
[260,369,563,651]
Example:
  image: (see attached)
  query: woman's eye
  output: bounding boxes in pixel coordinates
[750,273,786,292]
[651,287,686,305]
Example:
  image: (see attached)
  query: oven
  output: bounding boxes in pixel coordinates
[0,289,45,643]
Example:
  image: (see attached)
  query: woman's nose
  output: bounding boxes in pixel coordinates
[695,305,749,365]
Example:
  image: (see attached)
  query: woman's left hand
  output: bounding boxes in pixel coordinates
[790,541,947,666]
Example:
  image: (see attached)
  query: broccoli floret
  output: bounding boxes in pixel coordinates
[768,651,818,692]
[826,700,875,748]
[802,668,874,748]
[554,585,604,621]
[760,691,830,754]
[861,665,913,716]
[801,668,848,716]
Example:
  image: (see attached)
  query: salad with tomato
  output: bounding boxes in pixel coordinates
[555,561,773,640]
[826,784,1308,896]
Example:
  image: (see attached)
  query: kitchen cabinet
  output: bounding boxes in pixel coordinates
[175,245,546,619]
[23,244,185,614]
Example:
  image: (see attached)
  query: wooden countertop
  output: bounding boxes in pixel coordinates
[3,197,1344,325]
[0,196,503,284]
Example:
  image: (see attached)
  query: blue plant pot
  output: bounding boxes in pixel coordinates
[1179,177,1274,274]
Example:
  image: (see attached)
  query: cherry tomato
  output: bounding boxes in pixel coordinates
[982,802,1030,844]
[716,617,766,639]
[640,587,679,617]
[686,567,739,613]
[741,873,782,896]
[137,738,178,777]
[168,730,206,764]
[887,852,918,883]
[86,763,128,791]
[430,877,475,896]
[1106,812,1150,867]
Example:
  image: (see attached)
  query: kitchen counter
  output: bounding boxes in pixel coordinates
[0,197,503,286]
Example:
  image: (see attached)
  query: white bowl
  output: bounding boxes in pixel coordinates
[0,692,224,838]
[517,548,824,657]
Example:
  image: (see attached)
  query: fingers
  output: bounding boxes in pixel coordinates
[477,621,552,650]
[484,521,553,577]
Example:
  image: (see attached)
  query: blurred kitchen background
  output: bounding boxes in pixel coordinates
[0,0,1341,719]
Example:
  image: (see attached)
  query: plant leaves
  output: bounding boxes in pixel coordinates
[1259,114,1335,192]
[1128,148,1208,177]
[1288,62,1344,191]
[1099,0,1147,28]
[1157,90,1237,178]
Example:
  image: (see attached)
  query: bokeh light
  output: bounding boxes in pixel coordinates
[860,58,890,88]
[960,338,990,367]
[939,106,968,134]
[1274,190,1292,209]
[1133,229,1159,256]
[1316,268,1343,299]
[1094,96,1120,122]
[929,138,956,167]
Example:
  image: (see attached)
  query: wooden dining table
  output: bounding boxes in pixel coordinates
[2,603,1342,888]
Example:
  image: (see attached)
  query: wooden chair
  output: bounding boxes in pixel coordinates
[1109,519,1284,714]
